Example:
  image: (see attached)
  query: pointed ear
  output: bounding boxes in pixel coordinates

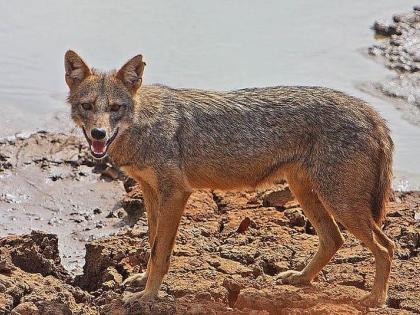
[64,50,91,89]
[116,55,146,94]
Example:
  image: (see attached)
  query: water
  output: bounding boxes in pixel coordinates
[0,0,419,188]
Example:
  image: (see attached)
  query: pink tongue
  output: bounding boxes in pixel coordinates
[92,140,106,153]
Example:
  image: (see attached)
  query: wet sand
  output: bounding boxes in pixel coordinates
[0,131,127,273]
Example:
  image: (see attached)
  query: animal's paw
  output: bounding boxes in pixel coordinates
[122,290,159,313]
[122,290,176,314]
[123,290,157,305]
[360,292,386,308]
[122,272,148,289]
[276,270,310,285]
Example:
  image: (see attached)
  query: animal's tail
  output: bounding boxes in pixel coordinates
[372,127,394,225]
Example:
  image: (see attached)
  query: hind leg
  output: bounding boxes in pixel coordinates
[320,199,392,307]
[277,176,344,284]
[372,223,395,260]
[345,219,391,307]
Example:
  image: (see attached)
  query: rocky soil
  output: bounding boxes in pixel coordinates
[0,132,419,314]
[364,5,420,125]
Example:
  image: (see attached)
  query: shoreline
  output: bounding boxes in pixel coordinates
[368,6,420,127]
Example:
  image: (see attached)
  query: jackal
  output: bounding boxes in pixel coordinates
[64,50,394,307]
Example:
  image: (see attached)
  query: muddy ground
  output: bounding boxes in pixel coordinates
[0,131,419,314]
[361,5,420,125]
[0,130,130,274]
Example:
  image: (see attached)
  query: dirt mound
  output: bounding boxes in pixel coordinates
[0,232,96,315]
[75,232,149,292]
[0,231,70,282]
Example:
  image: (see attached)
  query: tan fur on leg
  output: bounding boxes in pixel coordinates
[320,198,392,307]
[141,188,191,300]
[123,180,158,289]
[278,173,344,284]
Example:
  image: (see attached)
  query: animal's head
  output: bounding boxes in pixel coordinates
[64,50,145,159]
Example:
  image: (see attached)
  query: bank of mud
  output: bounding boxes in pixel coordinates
[0,132,419,314]
[362,5,420,125]
[0,130,132,273]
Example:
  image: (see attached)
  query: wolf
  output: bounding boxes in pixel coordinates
[64,50,395,307]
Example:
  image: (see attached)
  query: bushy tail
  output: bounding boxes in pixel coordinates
[372,130,394,225]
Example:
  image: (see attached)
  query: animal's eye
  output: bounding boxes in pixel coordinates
[110,104,122,112]
[81,103,93,111]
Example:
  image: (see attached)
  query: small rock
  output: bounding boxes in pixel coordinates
[101,166,120,180]
[284,208,306,227]
[102,266,123,287]
[122,189,145,216]
[123,177,138,193]
[106,211,117,218]
[201,228,211,237]
[260,259,288,276]
[48,217,59,225]
[0,248,15,273]
[222,277,246,292]
[262,187,293,208]
[236,217,251,234]
[117,208,127,219]
[10,302,39,315]
[388,210,403,217]
[373,20,397,36]
[218,221,225,233]
[252,266,263,277]
[399,226,419,252]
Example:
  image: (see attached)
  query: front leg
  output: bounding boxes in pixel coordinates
[123,180,158,288]
[126,185,191,303]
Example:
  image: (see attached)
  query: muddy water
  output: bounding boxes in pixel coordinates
[0,0,419,187]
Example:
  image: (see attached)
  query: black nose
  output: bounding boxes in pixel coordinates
[91,128,107,140]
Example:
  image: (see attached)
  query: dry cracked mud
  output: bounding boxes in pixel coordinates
[0,131,419,314]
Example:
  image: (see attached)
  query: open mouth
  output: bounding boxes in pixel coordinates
[82,127,119,159]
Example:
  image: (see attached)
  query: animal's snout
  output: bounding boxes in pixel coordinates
[91,127,107,140]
